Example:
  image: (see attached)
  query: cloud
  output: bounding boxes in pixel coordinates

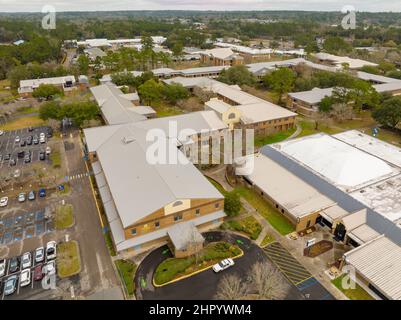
[0,0,399,12]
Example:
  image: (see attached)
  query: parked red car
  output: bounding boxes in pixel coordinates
[33,264,44,281]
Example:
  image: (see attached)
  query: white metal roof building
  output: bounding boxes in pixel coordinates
[273,133,400,192]
[90,84,148,124]
[18,75,76,94]
[235,153,335,220]
[165,77,296,125]
[343,235,401,300]
[87,122,225,252]
[334,130,401,169]
[313,53,378,69]
[288,87,334,105]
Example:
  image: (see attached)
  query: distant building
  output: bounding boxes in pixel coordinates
[200,48,244,66]
[313,52,378,69]
[84,48,107,61]
[164,77,296,135]
[90,84,153,124]
[18,75,77,97]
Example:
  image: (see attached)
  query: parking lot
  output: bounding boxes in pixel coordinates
[0,126,52,169]
[0,209,54,246]
[0,243,58,300]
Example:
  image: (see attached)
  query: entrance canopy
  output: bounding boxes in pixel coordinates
[167,221,205,251]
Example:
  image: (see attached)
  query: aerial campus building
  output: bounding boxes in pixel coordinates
[84,113,227,257]
[234,130,401,299]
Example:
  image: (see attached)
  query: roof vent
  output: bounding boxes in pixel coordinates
[122,136,135,144]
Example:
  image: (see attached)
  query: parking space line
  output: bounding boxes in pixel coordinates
[264,242,312,286]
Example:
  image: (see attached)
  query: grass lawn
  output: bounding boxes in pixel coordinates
[55,204,74,229]
[57,241,81,278]
[222,216,262,240]
[297,119,342,137]
[152,102,183,117]
[234,187,294,235]
[332,275,374,300]
[260,234,275,247]
[0,116,45,131]
[57,183,70,195]
[154,242,242,286]
[207,177,227,195]
[104,230,117,256]
[254,127,296,148]
[115,259,137,297]
[16,105,39,115]
[50,150,61,168]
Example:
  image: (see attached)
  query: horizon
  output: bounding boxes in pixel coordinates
[0,0,400,13]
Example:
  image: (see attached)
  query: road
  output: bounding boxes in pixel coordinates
[62,130,120,298]
[135,231,303,300]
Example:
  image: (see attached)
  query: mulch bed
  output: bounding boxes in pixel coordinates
[304,240,333,258]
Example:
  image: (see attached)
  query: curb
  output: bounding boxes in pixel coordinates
[153,247,244,288]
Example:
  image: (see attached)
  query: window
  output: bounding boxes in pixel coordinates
[215,203,219,209]
[131,228,137,235]
[195,209,200,215]
[155,221,160,228]
[174,214,183,222]
[173,200,183,207]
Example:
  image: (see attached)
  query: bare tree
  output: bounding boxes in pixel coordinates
[250,262,288,300]
[330,103,353,122]
[48,119,60,132]
[215,274,248,300]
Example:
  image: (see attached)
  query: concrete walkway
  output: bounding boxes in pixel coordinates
[202,164,233,192]
[287,122,302,140]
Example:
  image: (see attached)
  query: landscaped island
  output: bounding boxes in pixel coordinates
[153,242,242,286]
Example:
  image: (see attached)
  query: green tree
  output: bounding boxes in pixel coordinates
[138,79,164,105]
[63,101,99,127]
[224,192,241,217]
[347,80,380,112]
[263,68,296,104]
[32,84,62,100]
[372,97,401,129]
[322,36,352,54]
[39,101,61,120]
[39,100,99,127]
[77,54,90,75]
[319,96,333,113]
[218,65,256,86]
[172,42,184,59]
[162,83,190,104]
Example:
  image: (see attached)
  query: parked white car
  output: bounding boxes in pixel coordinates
[0,197,9,207]
[20,268,31,287]
[0,130,4,136]
[35,247,45,263]
[13,169,21,178]
[46,146,51,155]
[14,136,20,143]
[212,258,235,273]
[0,259,6,277]
[46,241,57,260]
[21,252,32,269]
[18,192,26,203]
[39,133,46,143]
[43,260,56,276]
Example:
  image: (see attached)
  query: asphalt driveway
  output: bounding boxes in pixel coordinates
[135,231,303,300]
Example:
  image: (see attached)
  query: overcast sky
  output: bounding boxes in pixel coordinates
[0,0,399,12]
